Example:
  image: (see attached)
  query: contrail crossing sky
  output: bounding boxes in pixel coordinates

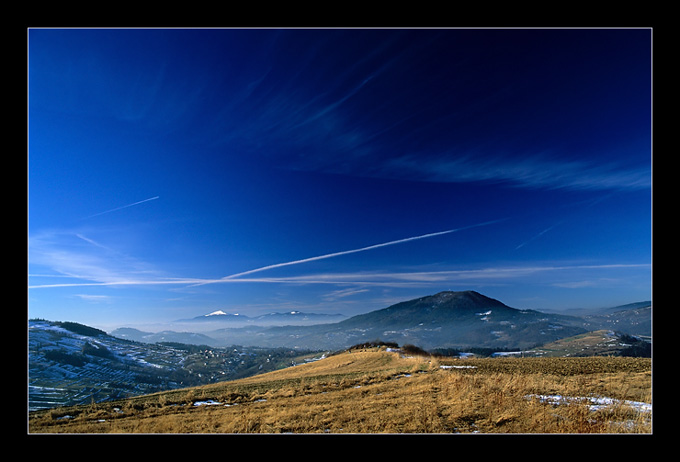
[83,196,159,219]
[209,218,508,283]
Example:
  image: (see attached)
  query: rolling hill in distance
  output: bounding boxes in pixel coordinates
[110,290,651,351]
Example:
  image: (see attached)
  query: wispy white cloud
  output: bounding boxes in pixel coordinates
[382,153,650,191]
[322,288,370,301]
[551,277,623,289]
[290,75,377,130]
[222,264,650,288]
[552,280,598,289]
[73,294,113,303]
[28,263,650,290]
[28,229,162,287]
[28,279,200,289]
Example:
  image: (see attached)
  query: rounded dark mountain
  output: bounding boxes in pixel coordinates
[339,290,514,328]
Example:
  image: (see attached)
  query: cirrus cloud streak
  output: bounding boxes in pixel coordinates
[29,263,650,290]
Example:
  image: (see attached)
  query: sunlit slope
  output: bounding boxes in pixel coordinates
[532,329,651,357]
[29,347,651,434]
[144,347,428,405]
[227,348,415,382]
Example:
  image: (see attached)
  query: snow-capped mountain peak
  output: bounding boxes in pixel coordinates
[205,310,229,317]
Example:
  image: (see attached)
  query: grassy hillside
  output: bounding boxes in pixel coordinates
[29,347,651,434]
[531,330,651,357]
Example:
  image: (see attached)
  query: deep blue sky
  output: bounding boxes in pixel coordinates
[28,28,652,330]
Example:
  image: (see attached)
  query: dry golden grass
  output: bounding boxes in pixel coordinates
[28,348,652,434]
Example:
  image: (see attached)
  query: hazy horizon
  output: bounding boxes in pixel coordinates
[28,28,652,331]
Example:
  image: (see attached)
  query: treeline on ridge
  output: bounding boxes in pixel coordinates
[346,340,523,358]
[346,338,651,358]
[30,319,108,338]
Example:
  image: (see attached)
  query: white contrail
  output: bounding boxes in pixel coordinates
[192,218,507,286]
[515,224,558,250]
[83,196,159,219]
[28,218,507,290]
[223,229,456,280]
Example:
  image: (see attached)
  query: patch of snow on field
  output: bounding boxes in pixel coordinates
[492,351,524,357]
[457,352,475,358]
[193,400,223,406]
[525,394,651,413]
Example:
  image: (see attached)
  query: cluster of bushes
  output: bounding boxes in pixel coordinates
[57,321,107,338]
[347,341,430,357]
[348,340,399,351]
[347,341,528,358]
[41,342,115,368]
[44,349,86,367]
[400,344,430,356]
[617,334,651,357]
[82,342,113,359]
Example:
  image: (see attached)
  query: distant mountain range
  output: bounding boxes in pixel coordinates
[111,291,651,351]
[174,310,347,326]
[109,328,219,345]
